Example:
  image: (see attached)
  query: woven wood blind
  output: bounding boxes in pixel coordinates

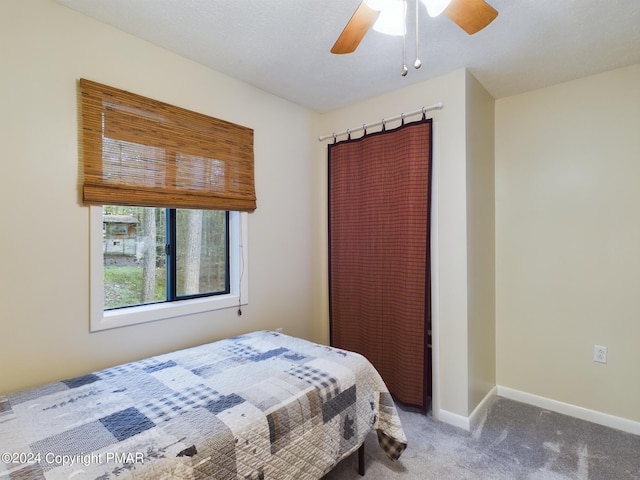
[328,118,432,409]
[80,79,256,212]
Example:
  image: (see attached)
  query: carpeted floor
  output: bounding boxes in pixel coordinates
[324,397,640,479]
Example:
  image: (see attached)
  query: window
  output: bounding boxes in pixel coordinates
[80,79,254,331]
[90,207,248,332]
[102,205,229,310]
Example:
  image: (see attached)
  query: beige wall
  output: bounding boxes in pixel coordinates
[0,0,319,394]
[495,64,640,422]
[465,71,496,412]
[314,69,496,421]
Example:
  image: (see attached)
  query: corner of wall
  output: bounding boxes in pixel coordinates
[464,72,497,414]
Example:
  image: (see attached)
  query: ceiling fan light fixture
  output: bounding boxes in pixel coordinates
[371,0,406,36]
[420,0,452,17]
[363,0,396,11]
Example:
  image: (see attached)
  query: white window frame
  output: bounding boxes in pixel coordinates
[89,206,249,332]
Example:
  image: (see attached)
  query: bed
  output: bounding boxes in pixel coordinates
[0,331,406,479]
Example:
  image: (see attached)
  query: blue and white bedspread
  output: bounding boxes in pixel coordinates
[0,331,406,479]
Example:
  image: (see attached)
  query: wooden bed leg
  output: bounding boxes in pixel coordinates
[358,443,365,476]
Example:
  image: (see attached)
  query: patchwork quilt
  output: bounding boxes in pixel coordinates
[0,331,406,479]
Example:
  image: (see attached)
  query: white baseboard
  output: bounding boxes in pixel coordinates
[497,386,640,436]
[434,385,640,436]
[433,409,471,431]
[469,385,498,430]
[436,408,471,430]
[436,386,497,431]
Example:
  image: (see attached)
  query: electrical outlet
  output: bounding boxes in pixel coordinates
[593,345,607,363]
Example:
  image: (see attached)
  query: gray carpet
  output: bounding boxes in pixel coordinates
[324,397,640,479]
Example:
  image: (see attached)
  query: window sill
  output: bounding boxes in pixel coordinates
[92,293,247,332]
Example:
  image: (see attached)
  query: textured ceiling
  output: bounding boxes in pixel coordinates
[55,0,640,113]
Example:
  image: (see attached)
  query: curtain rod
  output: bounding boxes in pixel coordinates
[318,102,443,142]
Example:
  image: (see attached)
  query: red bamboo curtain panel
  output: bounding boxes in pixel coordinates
[328,118,432,409]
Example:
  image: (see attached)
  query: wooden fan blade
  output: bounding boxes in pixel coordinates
[444,0,498,35]
[331,2,380,54]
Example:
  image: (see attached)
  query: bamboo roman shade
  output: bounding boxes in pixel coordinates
[80,78,256,212]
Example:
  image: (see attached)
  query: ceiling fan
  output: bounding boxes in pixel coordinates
[331,0,498,54]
